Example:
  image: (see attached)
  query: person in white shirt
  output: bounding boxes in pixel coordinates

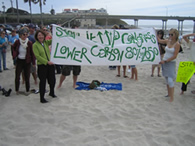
[158,28,180,102]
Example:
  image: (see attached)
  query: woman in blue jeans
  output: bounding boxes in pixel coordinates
[0,30,8,72]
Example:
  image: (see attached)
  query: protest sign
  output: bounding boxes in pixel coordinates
[51,25,161,66]
[176,61,195,84]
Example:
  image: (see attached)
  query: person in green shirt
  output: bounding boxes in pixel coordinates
[33,30,57,103]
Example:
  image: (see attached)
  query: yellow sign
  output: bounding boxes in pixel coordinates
[176,61,195,84]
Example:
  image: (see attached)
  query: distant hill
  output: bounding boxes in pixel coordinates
[4,7,129,27]
[96,18,127,27]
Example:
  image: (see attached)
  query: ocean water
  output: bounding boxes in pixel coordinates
[139,24,194,35]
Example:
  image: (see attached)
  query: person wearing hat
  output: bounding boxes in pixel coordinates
[12,27,36,95]
[28,24,36,43]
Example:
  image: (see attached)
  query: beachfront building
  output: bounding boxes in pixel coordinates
[60,8,108,28]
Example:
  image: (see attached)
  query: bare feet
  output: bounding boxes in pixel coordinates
[57,84,62,89]
[169,99,173,102]
[130,77,138,81]
[169,97,174,102]
[73,84,76,88]
[180,91,184,95]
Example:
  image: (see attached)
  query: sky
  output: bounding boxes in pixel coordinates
[1,0,195,25]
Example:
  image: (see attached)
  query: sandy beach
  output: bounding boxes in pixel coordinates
[0,44,195,146]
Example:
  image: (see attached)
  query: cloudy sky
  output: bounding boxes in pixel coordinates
[1,0,195,25]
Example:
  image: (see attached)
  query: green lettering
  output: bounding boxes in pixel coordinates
[91,45,99,57]
[54,43,65,59]
[81,47,92,64]
[56,27,64,37]
[73,51,82,62]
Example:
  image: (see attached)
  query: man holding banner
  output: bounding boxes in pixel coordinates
[57,65,81,89]
[57,25,81,89]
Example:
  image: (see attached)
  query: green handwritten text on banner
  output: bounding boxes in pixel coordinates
[51,25,161,66]
[176,61,195,84]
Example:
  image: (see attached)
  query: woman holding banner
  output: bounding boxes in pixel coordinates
[158,28,180,102]
[180,33,195,95]
[33,30,57,103]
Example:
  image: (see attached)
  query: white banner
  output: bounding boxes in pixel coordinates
[51,25,160,66]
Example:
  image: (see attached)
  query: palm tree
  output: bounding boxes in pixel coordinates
[50,9,55,15]
[24,0,33,23]
[16,0,19,23]
[50,5,55,15]
[32,0,46,26]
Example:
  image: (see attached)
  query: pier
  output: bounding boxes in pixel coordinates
[2,14,195,34]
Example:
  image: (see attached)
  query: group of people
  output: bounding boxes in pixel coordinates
[0,23,194,103]
[0,24,81,103]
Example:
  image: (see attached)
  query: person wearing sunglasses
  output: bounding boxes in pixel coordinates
[12,27,36,96]
[0,30,9,72]
[158,28,180,102]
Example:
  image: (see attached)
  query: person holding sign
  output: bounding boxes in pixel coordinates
[57,65,81,89]
[57,25,81,89]
[158,28,180,102]
[33,30,57,103]
[180,33,195,95]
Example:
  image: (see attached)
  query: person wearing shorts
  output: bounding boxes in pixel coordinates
[57,65,81,88]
